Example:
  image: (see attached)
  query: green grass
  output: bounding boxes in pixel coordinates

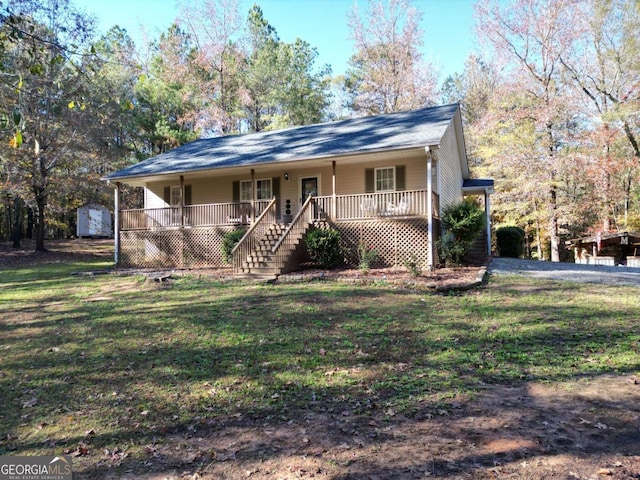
[1,260,639,471]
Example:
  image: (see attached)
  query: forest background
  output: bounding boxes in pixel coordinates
[0,0,638,261]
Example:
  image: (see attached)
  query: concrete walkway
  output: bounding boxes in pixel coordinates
[488,257,640,286]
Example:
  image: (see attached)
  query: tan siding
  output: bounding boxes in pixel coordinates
[143,151,431,213]
[336,154,427,194]
[437,123,464,209]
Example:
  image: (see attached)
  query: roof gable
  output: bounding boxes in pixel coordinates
[106,103,461,181]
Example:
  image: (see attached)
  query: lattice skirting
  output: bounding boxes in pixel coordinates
[328,217,432,268]
[119,227,239,268]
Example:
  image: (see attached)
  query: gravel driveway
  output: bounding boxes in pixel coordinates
[488,257,640,286]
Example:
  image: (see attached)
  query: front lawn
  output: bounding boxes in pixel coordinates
[1,256,639,478]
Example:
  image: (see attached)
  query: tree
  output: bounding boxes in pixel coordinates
[345,0,438,115]
[0,0,96,251]
[559,0,640,230]
[475,0,578,261]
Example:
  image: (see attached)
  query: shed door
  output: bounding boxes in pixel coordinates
[88,208,102,236]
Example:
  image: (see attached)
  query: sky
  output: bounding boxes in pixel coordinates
[73,0,478,81]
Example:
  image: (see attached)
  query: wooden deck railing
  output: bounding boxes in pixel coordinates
[231,197,277,274]
[271,195,314,274]
[119,190,438,231]
[120,200,273,230]
[315,189,438,221]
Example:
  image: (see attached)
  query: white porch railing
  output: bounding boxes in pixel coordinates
[119,190,437,231]
[120,200,272,230]
[315,189,437,221]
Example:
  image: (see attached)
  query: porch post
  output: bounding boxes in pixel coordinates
[179,175,184,228]
[114,182,121,266]
[251,168,256,223]
[426,146,434,271]
[332,160,337,219]
[485,190,492,256]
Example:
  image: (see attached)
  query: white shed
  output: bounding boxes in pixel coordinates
[77,203,113,238]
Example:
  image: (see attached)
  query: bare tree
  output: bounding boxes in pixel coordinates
[345,0,439,115]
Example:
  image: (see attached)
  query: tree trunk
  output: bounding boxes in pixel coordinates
[549,185,560,262]
[12,197,23,249]
[34,191,47,252]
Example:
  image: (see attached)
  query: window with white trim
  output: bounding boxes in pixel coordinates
[239,180,252,201]
[256,178,272,200]
[170,186,181,206]
[375,166,395,192]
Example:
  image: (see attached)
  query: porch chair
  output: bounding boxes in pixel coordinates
[360,197,377,216]
[386,197,409,215]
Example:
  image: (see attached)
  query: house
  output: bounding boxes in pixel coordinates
[103,103,494,275]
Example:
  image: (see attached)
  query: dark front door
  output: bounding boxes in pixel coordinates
[301,176,319,218]
[301,177,318,201]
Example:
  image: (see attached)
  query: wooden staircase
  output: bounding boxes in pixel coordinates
[238,222,311,277]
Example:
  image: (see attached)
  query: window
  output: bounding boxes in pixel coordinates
[170,186,181,206]
[239,180,252,202]
[256,178,272,200]
[375,167,395,192]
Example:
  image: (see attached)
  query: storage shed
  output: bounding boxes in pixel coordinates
[77,203,113,238]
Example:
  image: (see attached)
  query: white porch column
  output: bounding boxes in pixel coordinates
[332,160,337,219]
[113,182,120,266]
[485,190,492,256]
[426,146,434,271]
[179,175,184,228]
[251,168,256,223]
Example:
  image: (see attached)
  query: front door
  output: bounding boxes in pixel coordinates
[300,176,319,219]
[301,176,318,201]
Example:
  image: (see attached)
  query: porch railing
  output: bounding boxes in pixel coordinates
[271,195,314,274]
[119,190,439,231]
[231,197,277,274]
[315,189,438,221]
[120,200,272,230]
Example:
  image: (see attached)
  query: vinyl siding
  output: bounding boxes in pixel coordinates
[143,153,430,215]
[437,122,464,209]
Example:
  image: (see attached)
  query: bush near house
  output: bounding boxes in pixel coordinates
[305,227,342,269]
[437,199,485,266]
[221,229,247,264]
[496,226,526,258]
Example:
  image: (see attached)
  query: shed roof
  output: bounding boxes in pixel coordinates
[105,103,462,182]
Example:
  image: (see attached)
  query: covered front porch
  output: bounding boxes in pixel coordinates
[117,189,439,230]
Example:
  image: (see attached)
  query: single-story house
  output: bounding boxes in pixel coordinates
[103,103,494,275]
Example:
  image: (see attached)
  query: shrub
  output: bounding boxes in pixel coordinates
[305,228,342,269]
[496,226,525,258]
[402,253,422,276]
[436,199,485,266]
[221,229,247,264]
[357,241,378,272]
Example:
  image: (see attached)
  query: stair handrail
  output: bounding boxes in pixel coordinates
[231,197,277,274]
[271,195,314,254]
[231,197,277,256]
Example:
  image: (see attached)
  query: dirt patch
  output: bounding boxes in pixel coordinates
[83,375,640,479]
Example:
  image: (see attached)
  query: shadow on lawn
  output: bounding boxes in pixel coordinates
[1,276,640,479]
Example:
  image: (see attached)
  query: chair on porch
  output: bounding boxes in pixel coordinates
[386,197,409,216]
[360,197,377,217]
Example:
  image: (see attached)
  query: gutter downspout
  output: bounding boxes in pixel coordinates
[426,146,435,271]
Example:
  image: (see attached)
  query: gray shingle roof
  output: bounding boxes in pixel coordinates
[105,103,460,181]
